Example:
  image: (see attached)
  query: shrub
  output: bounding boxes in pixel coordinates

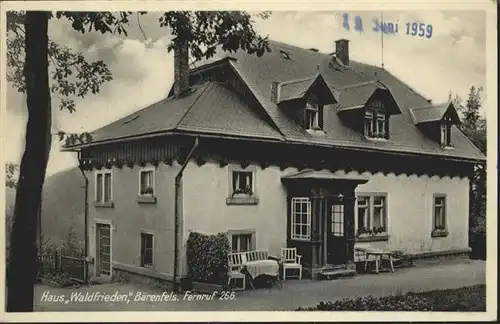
[186,231,230,285]
[297,285,486,311]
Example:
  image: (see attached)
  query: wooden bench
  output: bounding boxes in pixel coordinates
[244,250,269,262]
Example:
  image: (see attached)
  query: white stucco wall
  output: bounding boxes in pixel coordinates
[353,172,470,259]
[182,161,290,262]
[87,162,180,278]
[181,161,470,269]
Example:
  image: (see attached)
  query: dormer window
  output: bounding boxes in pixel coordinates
[440,123,451,147]
[305,99,323,130]
[364,109,387,138]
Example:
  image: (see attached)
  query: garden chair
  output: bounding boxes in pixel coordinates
[227,252,246,291]
[281,247,302,280]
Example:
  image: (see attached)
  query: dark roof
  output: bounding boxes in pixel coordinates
[336,80,388,111]
[278,75,316,102]
[89,82,283,144]
[409,102,461,124]
[278,74,338,104]
[75,39,485,162]
[209,40,484,161]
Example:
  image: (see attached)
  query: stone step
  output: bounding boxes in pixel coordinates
[318,269,357,280]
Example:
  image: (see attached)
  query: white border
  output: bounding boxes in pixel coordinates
[0,0,497,322]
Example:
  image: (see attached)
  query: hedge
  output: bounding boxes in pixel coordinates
[297,285,486,311]
[186,231,230,285]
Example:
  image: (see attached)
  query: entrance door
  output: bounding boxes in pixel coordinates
[326,203,348,265]
[96,224,111,276]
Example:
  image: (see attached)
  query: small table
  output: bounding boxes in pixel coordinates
[242,259,280,288]
[362,249,395,274]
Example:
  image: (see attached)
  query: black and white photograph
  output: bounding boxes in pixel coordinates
[1,0,496,321]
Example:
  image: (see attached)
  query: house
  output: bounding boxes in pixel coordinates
[64,38,485,286]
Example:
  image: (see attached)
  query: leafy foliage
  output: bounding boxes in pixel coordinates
[159,11,271,62]
[186,231,230,285]
[6,11,114,113]
[297,285,486,311]
[5,163,19,189]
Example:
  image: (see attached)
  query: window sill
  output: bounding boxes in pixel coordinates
[137,195,157,204]
[226,196,259,205]
[94,201,114,208]
[306,129,325,136]
[431,229,449,238]
[356,234,389,242]
[365,136,388,141]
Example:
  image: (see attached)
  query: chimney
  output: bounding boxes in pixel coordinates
[173,39,190,98]
[335,39,350,66]
[270,81,280,103]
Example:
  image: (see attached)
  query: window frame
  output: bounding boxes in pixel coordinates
[305,99,320,130]
[291,197,312,241]
[228,229,256,252]
[440,123,451,147]
[226,165,259,205]
[95,170,113,203]
[375,113,386,137]
[138,166,156,197]
[355,193,388,241]
[140,231,154,268]
[364,110,374,137]
[432,194,448,237]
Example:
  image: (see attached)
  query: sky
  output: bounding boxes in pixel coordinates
[2,10,487,176]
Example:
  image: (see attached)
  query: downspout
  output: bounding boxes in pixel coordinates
[77,151,89,283]
[173,137,199,292]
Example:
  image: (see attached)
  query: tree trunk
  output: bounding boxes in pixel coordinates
[7,11,51,312]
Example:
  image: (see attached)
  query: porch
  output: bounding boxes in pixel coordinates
[281,169,369,279]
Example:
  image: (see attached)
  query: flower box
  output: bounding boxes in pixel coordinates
[137,195,157,204]
[431,229,449,238]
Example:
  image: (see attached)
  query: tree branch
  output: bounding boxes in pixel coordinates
[137,12,148,41]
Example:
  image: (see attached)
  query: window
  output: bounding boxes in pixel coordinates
[364,111,374,137]
[356,194,387,236]
[305,100,320,130]
[331,204,344,236]
[279,50,291,60]
[227,166,258,205]
[440,124,450,146]
[365,110,386,138]
[291,197,311,240]
[96,171,112,203]
[231,234,252,252]
[433,195,447,231]
[140,232,153,268]
[376,113,386,137]
[232,171,253,196]
[139,168,155,196]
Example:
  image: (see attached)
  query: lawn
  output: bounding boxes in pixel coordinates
[298,284,486,311]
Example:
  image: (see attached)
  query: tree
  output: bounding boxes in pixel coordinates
[6,10,270,312]
[452,86,486,236]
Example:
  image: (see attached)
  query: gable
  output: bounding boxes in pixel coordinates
[275,74,338,105]
[409,102,461,125]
